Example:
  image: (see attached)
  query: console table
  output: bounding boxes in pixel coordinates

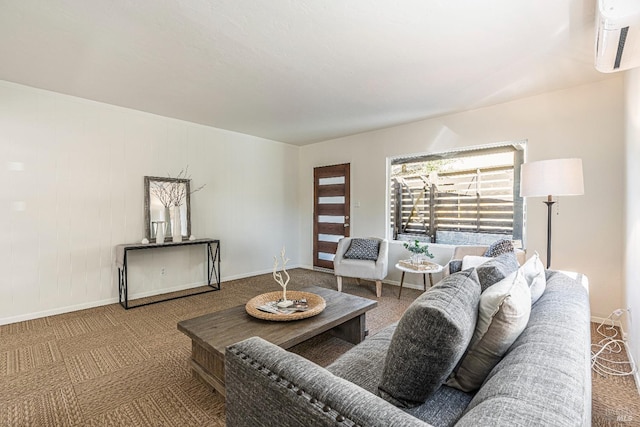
[115,238,220,309]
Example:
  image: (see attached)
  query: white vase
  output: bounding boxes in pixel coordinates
[172,205,183,242]
[155,221,166,244]
[164,206,172,237]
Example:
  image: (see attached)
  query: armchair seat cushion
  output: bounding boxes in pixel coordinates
[336,259,378,279]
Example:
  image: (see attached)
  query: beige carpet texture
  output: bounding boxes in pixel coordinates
[0,269,638,426]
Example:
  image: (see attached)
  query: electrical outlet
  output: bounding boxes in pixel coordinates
[161,267,165,275]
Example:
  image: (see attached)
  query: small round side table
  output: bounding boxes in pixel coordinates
[395,262,444,299]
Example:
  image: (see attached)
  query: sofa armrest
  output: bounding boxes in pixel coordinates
[226,337,432,427]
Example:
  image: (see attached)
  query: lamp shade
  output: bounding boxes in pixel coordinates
[520,158,584,197]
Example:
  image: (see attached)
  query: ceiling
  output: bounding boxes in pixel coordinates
[0,0,613,145]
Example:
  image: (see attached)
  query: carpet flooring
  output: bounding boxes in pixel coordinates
[0,268,637,426]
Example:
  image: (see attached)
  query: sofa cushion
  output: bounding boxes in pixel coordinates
[344,238,380,260]
[378,269,481,408]
[327,323,397,394]
[329,323,475,427]
[475,252,519,291]
[520,251,546,304]
[484,239,514,257]
[403,385,474,427]
[447,269,531,392]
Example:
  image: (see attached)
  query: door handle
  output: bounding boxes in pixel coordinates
[344,224,349,227]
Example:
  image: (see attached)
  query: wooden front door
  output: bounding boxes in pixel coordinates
[313,164,350,269]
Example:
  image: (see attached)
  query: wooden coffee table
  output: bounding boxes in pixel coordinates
[177,285,377,397]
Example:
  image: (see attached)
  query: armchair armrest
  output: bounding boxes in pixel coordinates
[226,337,432,427]
[375,239,389,278]
[333,237,351,265]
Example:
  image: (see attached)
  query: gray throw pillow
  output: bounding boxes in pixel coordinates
[484,239,514,257]
[448,260,463,275]
[475,252,519,292]
[377,269,481,408]
[344,239,380,261]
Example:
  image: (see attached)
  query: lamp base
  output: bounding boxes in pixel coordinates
[543,200,556,269]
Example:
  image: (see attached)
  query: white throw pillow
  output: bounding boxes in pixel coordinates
[461,255,492,271]
[520,251,546,304]
[447,269,531,392]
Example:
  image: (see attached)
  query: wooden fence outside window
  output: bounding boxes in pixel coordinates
[391,166,521,243]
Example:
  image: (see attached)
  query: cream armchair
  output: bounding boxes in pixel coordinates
[334,237,389,298]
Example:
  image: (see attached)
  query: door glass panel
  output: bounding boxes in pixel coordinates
[319,196,345,204]
[319,177,345,185]
[318,234,343,242]
[318,215,344,223]
[318,252,335,261]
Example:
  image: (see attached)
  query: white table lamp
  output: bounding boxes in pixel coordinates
[520,158,584,268]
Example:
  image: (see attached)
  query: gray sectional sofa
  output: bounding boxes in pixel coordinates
[225,270,591,426]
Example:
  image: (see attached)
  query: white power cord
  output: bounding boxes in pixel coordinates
[591,309,636,377]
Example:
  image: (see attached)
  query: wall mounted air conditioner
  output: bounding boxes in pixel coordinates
[595,0,640,73]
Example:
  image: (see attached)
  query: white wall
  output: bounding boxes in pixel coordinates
[625,68,640,366]
[299,77,625,317]
[0,80,299,325]
[1,76,627,326]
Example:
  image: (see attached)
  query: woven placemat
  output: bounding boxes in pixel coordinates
[245,291,326,321]
[398,259,442,271]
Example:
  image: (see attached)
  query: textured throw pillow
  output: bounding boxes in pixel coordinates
[484,239,514,257]
[378,269,481,408]
[520,251,546,304]
[475,252,519,292]
[448,259,463,275]
[343,238,380,261]
[447,269,531,392]
[461,255,492,271]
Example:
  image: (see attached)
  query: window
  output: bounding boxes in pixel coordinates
[389,142,526,246]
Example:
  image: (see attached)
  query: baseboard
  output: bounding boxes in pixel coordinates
[0,297,120,326]
[0,265,305,326]
[625,344,640,395]
[223,264,304,282]
[591,316,623,329]
[305,266,427,291]
[0,281,209,326]
[128,280,206,300]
